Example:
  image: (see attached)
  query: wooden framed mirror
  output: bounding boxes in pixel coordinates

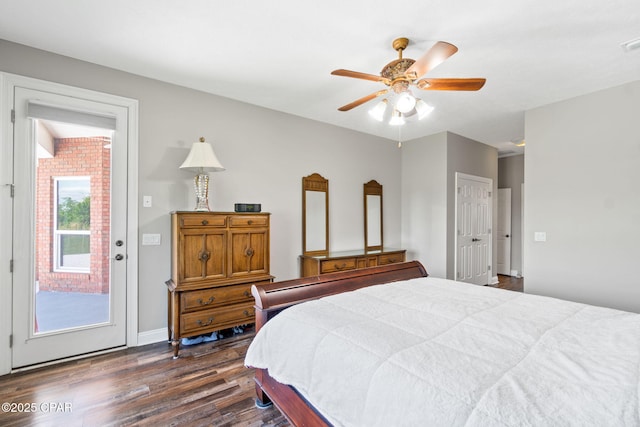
[302,173,329,256]
[364,180,383,251]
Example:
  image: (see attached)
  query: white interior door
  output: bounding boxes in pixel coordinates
[456,174,492,285]
[497,188,512,275]
[11,85,129,368]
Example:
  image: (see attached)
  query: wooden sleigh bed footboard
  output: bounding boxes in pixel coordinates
[249,261,428,426]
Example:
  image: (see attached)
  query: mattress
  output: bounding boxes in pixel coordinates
[245,277,640,426]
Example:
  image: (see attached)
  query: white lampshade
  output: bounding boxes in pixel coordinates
[415,99,435,120]
[389,109,405,126]
[395,91,416,113]
[368,99,388,122]
[179,137,225,171]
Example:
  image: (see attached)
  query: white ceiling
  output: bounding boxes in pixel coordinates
[1,0,639,156]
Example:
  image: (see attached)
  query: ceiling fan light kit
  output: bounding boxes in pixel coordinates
[331,37,486,126]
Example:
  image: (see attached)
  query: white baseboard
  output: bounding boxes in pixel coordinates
[490,276,499,285]
[510,269,519,277]
[137,328,168,346]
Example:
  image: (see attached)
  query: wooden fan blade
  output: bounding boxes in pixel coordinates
[405,41,458,79]
[331,69,390,85]
[416,78,486,91]
[338,90,389,111]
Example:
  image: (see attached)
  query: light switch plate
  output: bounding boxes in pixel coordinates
[143,195,152,208]
[534,231,547,242]
[142,233,161,245]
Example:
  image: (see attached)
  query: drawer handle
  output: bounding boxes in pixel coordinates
[198,250,210,262]
[201,220,209,225]
[248,220,253,225]
[196,317,214,327]
[334,263,346,270]
[197,296,215,306]
[243,310,252,317]
[245,247,254,257]
[244,290,251,297]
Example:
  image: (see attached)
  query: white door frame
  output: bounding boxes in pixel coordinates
[497,188,512,275]
[0,72,139,375]
[454,172,493,285]
[521,182,525,278]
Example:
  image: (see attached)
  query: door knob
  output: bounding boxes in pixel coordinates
[505,234,510,238]
[471,238,482,242]
[115,240,124,246]
[115,254,124,261]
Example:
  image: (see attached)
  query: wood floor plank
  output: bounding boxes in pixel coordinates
[0,328,288,426]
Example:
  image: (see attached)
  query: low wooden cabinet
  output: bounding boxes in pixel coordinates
[299,248,406,277]
[166,211,272,358]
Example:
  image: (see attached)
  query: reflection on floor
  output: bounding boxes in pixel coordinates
[35,291,109,332]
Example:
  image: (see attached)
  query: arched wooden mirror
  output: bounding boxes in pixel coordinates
[302,173,329,256]
[364,180,383,251]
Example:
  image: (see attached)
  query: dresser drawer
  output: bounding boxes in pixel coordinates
[357,256,378,269]
[180,303,255,335]
[320,258,357,273]
[181,284,252,313]
[229,215,268,228]
[378,252,405,265]
[179,214,227,228]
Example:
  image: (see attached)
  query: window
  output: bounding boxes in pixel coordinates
[53,177,90,272]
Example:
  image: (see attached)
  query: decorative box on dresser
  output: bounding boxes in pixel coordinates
[300,248,406,277]
[166,211,272,358]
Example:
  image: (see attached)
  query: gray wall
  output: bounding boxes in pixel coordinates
[446,133,498,280]
[0,39,403,333]
[524,81,640,313]
[401,131,498,281]
[401,132,448,277]
[498,155,524,276]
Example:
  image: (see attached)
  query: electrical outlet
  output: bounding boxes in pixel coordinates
[143,195,152,208]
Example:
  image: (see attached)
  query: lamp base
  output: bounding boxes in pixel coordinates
[193,173,210,211]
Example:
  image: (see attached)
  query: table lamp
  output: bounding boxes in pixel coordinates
[179,137,225,211]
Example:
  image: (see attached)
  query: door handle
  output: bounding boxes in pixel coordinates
[471,238,482,242]
[115,254,124,261]
[505,234,510,238]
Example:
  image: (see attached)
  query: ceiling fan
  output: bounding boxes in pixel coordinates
[331,37,486,124]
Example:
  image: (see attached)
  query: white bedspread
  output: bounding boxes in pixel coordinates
[245,277,640,426]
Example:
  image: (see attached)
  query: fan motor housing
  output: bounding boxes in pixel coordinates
[381,58,416,81]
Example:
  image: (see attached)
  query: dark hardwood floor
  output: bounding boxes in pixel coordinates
[495,274,524,292]
[0,328,288,427]
[1,275,524,427]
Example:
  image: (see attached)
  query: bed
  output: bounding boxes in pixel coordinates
[244,261,640,426]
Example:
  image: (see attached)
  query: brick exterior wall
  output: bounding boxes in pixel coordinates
[36,137,111,294]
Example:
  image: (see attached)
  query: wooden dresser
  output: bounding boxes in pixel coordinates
[299,248,406,277]
[166,211,272,358]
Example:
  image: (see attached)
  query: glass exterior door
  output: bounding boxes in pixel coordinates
[11,86,128,368]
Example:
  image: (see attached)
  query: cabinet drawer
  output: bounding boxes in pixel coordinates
[229,215,268,228]
[180,214,227,228]
[320,258,356,273]
[181,284,252,313]
[378,252,405,265]
[180,303,255,335]
[356,257,378,269]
